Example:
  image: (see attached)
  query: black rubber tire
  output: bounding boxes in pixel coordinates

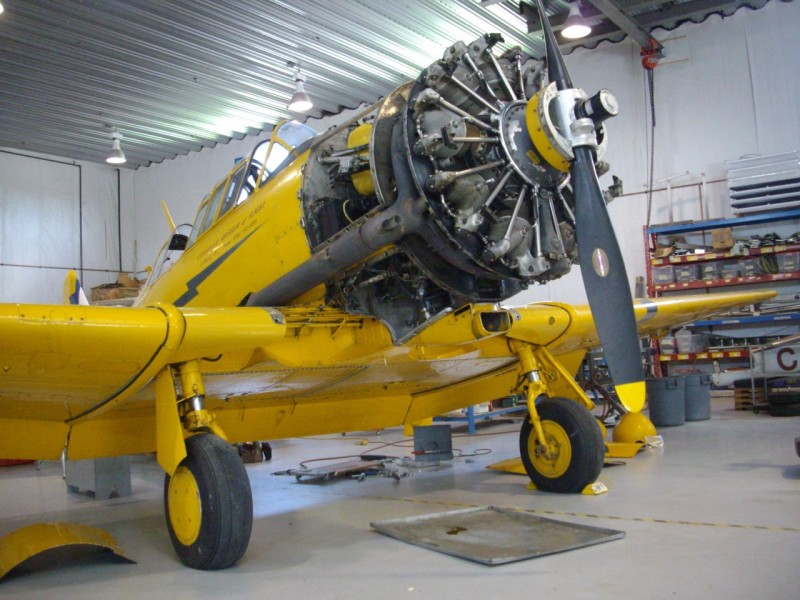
[733,378,766,389]
[519,397,604,494]
[768,403,800,417]
[164,433,253,570]
[261,442,272,461]
[768,392,800,406]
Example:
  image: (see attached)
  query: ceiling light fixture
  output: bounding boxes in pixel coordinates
[106,130,127,165]
[287,65,313,113]
[562,2,592,39]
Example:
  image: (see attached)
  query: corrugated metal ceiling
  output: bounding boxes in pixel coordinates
[0,0,775,168]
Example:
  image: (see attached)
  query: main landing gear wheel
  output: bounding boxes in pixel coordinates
[519,397,604,493]
[164,433,253,570]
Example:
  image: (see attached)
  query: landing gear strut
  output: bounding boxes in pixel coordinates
[156,361,253,570]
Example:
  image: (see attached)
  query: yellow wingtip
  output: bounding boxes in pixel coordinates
[615,380,646,413]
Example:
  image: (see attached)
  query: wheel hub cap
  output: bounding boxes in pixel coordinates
[529,421,572,478]
[168,466,202,546]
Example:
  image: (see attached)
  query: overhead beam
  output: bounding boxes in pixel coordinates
[585,0,663,54]
[637,0,766,26]
[519,1,568,32]
[560,0,749,51]
[519,0,657,52]
[522,0,748,56]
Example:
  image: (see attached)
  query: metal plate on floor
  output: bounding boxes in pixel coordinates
[370,506,624,565]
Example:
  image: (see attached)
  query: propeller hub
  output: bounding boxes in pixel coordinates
[570,118,599,150]
[525,82,609,173]
[581,89,620,125]
[497,100,552,186]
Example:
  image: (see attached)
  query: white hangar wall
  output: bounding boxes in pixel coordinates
[0,149,134,303]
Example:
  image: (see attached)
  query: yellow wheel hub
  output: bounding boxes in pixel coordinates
[168,466,202,546]
[528,420,572,478]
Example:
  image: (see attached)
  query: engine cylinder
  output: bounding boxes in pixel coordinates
[293,34,606,341]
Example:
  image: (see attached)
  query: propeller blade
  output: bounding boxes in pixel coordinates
[572,148,645,411]
[531,0,645,411]
[533,0,572,91]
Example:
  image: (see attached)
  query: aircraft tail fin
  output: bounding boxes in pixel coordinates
[63,270,90,305]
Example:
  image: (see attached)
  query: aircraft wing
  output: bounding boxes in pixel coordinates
[507,289,778,355]
[0,303,286,460]
[0,289,774,462]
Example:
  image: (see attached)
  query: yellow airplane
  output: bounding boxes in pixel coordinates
[0,1,774,572]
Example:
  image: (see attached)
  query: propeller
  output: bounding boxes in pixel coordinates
[532,0,645,412]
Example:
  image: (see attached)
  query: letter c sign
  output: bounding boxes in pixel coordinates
[777,347,798,371]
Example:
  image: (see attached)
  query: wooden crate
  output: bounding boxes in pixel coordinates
[733,387,765,411]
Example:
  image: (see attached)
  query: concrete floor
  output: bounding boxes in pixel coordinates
[1,399,799,599]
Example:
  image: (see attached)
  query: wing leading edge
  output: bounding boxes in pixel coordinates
[0,303,286,460]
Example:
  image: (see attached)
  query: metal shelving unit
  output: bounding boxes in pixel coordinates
[654,271,800,293]
[646,208,800,236]
[691,313,800,327]
[658,348,749,364]
[645,210,800,375]
[650,242,800,267]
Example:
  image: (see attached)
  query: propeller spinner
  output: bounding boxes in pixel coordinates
[528,0,645,412]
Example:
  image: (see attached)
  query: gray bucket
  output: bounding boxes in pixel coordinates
[684,374,711,421]
[646,377,686,426]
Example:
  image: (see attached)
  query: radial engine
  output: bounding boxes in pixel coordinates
[265,34,616,341]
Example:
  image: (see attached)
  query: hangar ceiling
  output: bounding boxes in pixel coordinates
[0,0,775,168]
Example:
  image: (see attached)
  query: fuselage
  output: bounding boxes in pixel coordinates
[137,146,320,309]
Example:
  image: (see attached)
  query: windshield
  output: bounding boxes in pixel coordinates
[253,120,317,187]
[184,120,318,247]
[275,120,317,147]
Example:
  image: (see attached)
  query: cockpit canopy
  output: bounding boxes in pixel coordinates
[188,120,317,246]
[147,121,316,285]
